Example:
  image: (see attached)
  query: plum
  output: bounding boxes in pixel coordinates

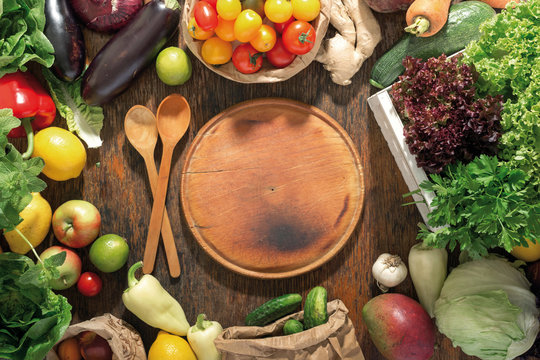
[362,293,435,360]
[364,0,414,13]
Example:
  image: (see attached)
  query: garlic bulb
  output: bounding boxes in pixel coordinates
[372,253,408,292]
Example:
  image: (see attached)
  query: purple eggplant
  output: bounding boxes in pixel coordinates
[82,0,180,106]
[44,0,86,81]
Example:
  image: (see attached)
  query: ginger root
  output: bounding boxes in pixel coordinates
[316,0,382,85]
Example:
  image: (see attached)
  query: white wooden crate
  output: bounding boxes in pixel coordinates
[368,87,435,228]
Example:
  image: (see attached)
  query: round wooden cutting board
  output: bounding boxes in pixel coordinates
[181,98,365,278]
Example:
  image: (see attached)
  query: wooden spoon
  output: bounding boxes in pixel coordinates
[143,95,191,274]
[124,105,181,278]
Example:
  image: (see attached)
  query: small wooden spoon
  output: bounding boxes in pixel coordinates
[124,105,181,278]
[143,95,191,274]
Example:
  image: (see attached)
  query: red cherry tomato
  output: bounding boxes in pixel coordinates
[194,1,219,31]
[266,38,296,68]
[206,0,218,7]
[77,272,102,297]
[274,15,294,34]
[282,20,315,55]
[232,43,263,74]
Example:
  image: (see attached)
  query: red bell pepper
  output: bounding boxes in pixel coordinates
[0,70,56,158]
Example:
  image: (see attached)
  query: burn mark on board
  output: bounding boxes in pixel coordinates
[334,195,350,228]
[259,214,321,252]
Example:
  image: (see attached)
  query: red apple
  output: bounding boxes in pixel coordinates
[40,246,82,290]
[53,200,101,248]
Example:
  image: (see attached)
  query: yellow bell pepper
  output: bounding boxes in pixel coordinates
[4,192,52,254]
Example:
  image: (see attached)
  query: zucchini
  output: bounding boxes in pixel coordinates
[245,294,302,326]
[304,286,328,329]
[370,1,495,89]
[283,319,304,335]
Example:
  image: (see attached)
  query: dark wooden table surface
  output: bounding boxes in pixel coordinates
[1,4,475,359]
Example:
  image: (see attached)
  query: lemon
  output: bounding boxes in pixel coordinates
[148,331,197,360]
[511,238,540,262]
[32,127,86,181]
[4,192,52,254]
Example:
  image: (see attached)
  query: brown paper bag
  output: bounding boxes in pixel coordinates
[46,313,146,360]
[181,0,332,83]
[214,299,365,359]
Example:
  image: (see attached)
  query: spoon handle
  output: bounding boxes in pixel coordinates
[142,153,181,278]
[143,144,175,274]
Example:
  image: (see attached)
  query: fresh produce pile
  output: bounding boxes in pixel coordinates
[187,0,321,73]
[391,0,539,259]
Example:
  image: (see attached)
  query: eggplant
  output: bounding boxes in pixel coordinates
[44,0,86,82]
[82,0,180,106]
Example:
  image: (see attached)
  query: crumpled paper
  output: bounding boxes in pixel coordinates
[214,299,365,359]
[181,0,332,83]
[46,313,146,360]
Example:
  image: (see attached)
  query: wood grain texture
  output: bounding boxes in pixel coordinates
[181,99,364,278]
[0,7,476,360]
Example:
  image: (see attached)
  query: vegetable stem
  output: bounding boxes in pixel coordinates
[14,227,44,265]
[404,16,431,36]
[127,261,143,288]
[163,0,180,10]
[196,314,207,330]
[21,118,34,160]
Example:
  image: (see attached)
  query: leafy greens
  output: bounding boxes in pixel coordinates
[0,109,46,232]
[464,0,540,202]
[0,0,55,78]
[434,256,539,360]
[42,68,104,148]
[0,252,72,360]
[419,155,540,258]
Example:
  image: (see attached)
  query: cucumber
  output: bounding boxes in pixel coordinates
[283,319,304,335]
[370,1,495,89]
[304,286,328,329]
[245,294,302,326]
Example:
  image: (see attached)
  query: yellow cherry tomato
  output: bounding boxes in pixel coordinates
[188,16,214,40]
[291,0,320,21]
[511,238,540,262]
[234,9,262,42]
[264,0,293,23]
[216,0,242,20]
[215,16,236,41]
[32,127,86,181]
[201,37,233,65]
[250,24,277,52]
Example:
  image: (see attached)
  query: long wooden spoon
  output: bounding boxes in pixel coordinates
[124,105,181,278]
[143,95,191,274]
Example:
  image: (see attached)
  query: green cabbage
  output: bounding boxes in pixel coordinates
[434,257,539,360]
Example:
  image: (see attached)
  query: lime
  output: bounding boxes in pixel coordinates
[89,234,129,273]
[156,47,192,86]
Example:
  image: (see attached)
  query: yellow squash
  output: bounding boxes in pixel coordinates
[4,192,52,254]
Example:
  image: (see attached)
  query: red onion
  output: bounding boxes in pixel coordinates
[78,331,113,360]
[70,0,143,32]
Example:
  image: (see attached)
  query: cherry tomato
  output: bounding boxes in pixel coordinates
[291,0,320,21]
[206,0,218,7]
[282,20,315,55]
[188,16,214,40]
[194,1,218,31]
[242,0,265,18]
[233,9,262,43]
[274,15,295,34]
[232,43,263,74]
[250,24,277,52]
[266,38,296,68]
[201,36,233,64]
[215,16,236,41]
[77,272,102,297]
[264,0,293,23]
[216,0,242,20]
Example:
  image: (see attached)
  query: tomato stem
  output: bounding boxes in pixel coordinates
[298,28,313,44]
